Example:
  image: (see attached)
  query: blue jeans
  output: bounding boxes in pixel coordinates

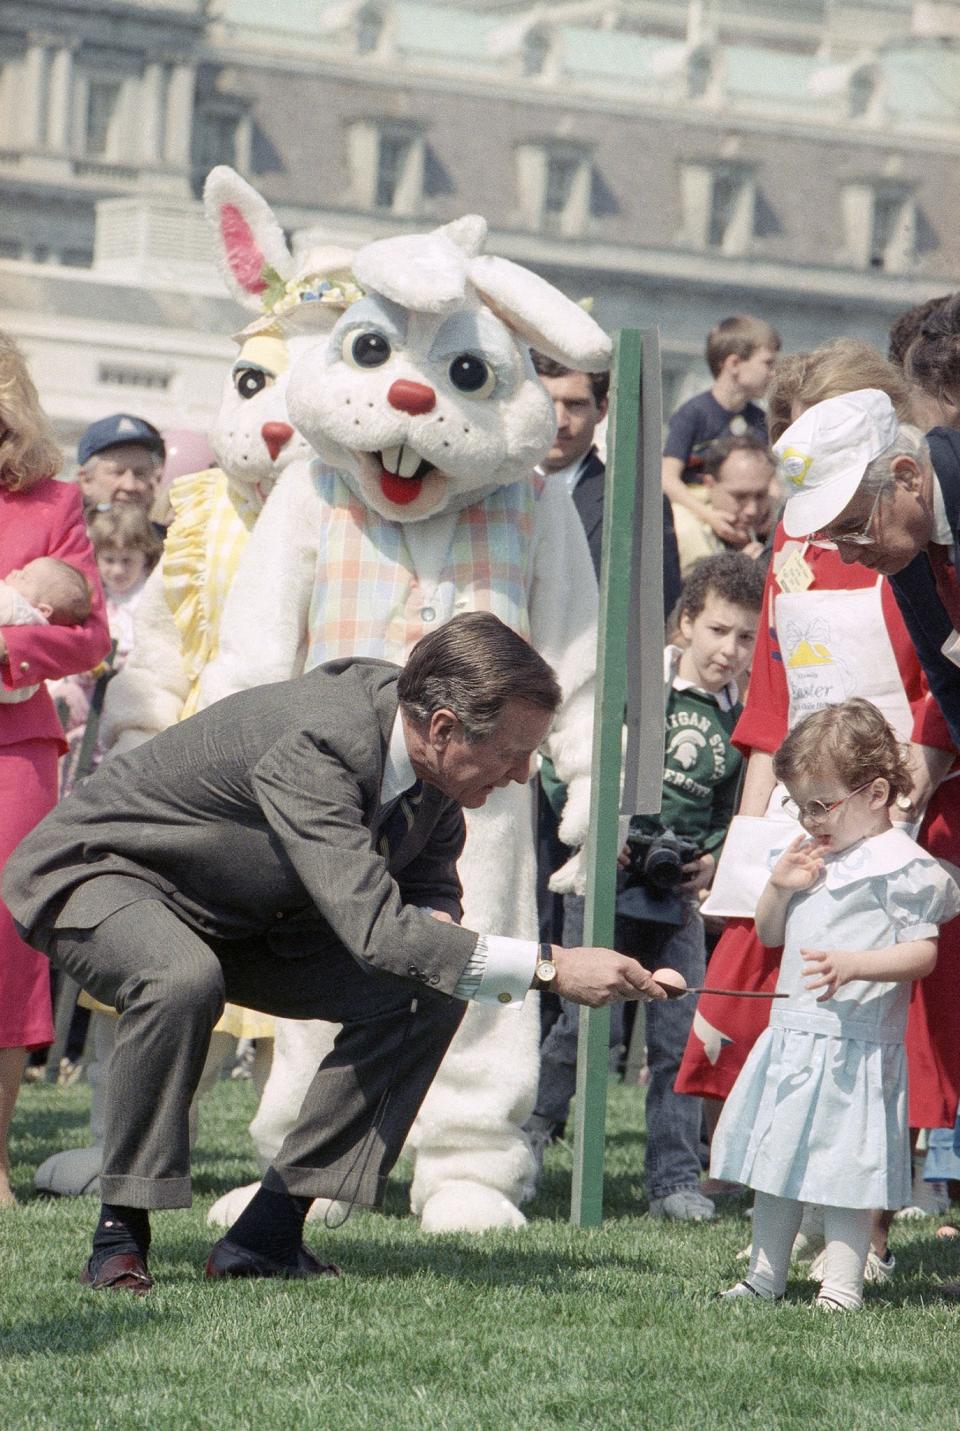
[533,894,706,1199]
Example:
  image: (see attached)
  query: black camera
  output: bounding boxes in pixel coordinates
[624,820,701,892]
[616,821,701,927]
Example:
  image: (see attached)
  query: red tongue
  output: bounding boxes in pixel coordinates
[380,470,423,505]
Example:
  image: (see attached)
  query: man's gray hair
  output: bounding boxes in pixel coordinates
[861,422,930,497]
[398,611,561,742]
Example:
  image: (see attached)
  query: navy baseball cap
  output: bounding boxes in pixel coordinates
[77,414,166,468]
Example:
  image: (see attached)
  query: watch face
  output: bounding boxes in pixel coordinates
[536,960,557,984]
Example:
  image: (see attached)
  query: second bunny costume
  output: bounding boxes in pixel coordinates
[200,171,606,1232]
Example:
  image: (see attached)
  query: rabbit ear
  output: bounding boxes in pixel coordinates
[203,166,294,311]
[469,254,612,372]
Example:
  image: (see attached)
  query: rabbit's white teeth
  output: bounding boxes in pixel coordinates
[380,444,424,479]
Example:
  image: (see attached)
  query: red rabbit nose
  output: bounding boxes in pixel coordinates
[387,380,436,415]
[261,421,294,461]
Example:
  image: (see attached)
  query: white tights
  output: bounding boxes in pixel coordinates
[748,1191,873,1310]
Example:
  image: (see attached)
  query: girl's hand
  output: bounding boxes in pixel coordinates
[801,948,856,1001]
[769,834,824,892]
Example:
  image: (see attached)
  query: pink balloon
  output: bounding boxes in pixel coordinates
[159,428,216,489]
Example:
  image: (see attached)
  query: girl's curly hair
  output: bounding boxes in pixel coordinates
[773,698,912,807]
[0,330,62,491]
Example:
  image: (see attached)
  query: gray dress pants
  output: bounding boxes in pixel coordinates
[42,892,465,1210]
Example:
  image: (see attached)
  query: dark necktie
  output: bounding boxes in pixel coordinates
[928,543,960,633]
[377,780,423,859]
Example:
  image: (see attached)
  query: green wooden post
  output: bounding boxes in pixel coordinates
[570,328,663,1226]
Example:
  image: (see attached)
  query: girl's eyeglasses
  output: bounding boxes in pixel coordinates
[809,488,885,550]
[781,780,875,824]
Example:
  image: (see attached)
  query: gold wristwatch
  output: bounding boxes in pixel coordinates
[533,942,557,991]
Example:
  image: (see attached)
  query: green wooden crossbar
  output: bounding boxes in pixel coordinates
[570,328,664,1227]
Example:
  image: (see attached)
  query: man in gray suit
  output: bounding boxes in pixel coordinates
[5,612,662,1294]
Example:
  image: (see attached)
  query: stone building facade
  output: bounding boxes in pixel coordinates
[1,0,959,447]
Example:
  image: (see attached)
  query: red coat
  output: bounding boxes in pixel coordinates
[0,478,110,748]
[0,477,110,1047]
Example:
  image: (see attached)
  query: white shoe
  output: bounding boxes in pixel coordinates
[717,1280,780,1303]
[649,1187,716,1222]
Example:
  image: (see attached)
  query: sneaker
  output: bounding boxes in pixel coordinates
[864,1248,896,1283]
[717,1280,780,1303]
[57,1057,85,1087]
[649,1187,716,1222]
[808,1246,895,1284]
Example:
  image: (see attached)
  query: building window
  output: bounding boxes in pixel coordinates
[356,6,383,54]
[870,192,914,270]
[85,79,121,157]
[522,30,550,77]
[841,181,915,272]
[544,154,580,221]
[680,161,756,255]
[349,120,425,215]
[194,109,240,172]
[376,133,413,210]
[848,68,877,120]
[688,48,713,101]
[516,143,592,235]
[98,363,171,392]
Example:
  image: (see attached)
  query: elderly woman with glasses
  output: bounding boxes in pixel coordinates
[676,344,960,1262]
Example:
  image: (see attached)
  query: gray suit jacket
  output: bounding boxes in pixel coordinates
[4,658,478,998]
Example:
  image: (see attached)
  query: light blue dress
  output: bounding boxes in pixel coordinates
[710,828,960,1210]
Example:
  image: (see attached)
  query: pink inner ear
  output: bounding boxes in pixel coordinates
[220,204,268,293]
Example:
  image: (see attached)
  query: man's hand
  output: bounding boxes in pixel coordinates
[552,946,668,1008]
[428,910,455,924]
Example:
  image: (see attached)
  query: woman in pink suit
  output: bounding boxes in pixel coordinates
[0,332,110,1205]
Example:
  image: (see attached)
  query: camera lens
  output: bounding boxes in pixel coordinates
[643,844,684,890]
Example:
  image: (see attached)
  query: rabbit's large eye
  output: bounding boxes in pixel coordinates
[448,353,496,399]
[235,367,270,399]
[342,330,391,368]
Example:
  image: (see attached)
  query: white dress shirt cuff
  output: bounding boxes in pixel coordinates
[452,933,538,1007]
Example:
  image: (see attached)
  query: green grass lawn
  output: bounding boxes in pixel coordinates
[2,1076,959,1430]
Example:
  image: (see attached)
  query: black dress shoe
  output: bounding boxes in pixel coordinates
[80,1251,154,1295]
[204,1237,341,1281]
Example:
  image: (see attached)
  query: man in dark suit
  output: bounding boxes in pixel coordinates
[775,387,960,754]
[5,613,662,1294]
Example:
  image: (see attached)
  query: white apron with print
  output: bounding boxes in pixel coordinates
[703,575,911,917]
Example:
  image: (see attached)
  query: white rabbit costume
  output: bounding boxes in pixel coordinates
[199,169,606,1233]
[32,175,337,1198]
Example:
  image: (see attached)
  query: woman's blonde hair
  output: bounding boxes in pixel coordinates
[766,339,912,444]
[773,698,912,807]
[0,331,62,491]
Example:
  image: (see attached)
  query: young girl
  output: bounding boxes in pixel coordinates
[52,506,161,794]
[711,697,960,1310]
